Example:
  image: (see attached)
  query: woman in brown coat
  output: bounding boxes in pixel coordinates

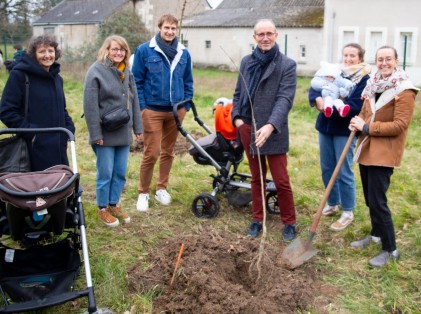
[349,45,418,267]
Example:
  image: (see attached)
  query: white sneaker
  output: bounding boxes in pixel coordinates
[136,193,150,212]
[330,211,354,231]
[155,189,171,205]
[322,204,339,216]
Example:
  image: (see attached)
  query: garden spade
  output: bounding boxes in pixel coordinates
[282,131,356,268]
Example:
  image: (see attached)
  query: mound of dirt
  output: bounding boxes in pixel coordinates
[127,225,325,313]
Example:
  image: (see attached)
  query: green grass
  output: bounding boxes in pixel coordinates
[1,67,420,314]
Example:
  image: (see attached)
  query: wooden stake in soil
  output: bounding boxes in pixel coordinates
[168,243,185,293]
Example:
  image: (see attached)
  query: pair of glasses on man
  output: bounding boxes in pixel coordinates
[255,32,277,39]
[110,48,126,53]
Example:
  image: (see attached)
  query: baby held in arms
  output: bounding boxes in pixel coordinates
[311,61,354,118]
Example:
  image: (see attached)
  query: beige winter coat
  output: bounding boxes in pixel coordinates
[355,81,418,167]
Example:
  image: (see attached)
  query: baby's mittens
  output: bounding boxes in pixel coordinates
[339,87,349,98]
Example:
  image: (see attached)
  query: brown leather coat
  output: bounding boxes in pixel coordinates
[356,85,418,167]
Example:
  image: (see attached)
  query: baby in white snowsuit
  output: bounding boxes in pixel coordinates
[311,61,354,118]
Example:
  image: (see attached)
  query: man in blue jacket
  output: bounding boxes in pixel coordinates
[132,14,194,212]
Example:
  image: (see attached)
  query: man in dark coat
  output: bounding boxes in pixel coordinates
[0,35,74,171]
[232,19,297,242]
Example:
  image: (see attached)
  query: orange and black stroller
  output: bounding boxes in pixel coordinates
[0,128,97,313]
[173,99,280,219]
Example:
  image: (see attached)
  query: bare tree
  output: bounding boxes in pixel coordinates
[0,0,31,45]
[178,0,187,37]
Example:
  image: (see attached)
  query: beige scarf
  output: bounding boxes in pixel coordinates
[340,63,371,84]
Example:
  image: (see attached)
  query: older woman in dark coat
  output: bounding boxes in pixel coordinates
[0,34,75,171]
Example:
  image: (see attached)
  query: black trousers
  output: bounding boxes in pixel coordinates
[359,164,396,252]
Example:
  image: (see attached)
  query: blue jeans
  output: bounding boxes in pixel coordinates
[319,133,356,211]
[92,145,130,208]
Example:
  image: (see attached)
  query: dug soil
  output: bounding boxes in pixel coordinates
[128,133,332,313]
[127,225,332,313]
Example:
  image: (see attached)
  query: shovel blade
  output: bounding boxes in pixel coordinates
[281,236,319,269]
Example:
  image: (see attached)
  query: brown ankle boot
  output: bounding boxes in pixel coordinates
[98,208,119,227]
[108,205,130,223]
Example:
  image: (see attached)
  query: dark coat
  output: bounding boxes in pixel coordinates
[0,53,75,171]
[232,50,297,155]
[308,74,369,136]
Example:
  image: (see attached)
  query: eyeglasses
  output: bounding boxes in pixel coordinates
[255,32,276,39]
[110,48,126,53]
[376,57,396,64]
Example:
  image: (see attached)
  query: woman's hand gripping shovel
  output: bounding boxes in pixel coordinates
[281,131,356,268]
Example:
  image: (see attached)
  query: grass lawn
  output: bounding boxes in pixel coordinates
[0,67,420,313]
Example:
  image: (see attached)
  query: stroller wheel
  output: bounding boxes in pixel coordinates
[192,193,220,218]
[266,191,280,215]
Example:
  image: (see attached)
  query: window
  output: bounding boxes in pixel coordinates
[400,32,413,59]
[338,27,359,61]
[205,40,211,49]
[299,45,306,59]
[343,31,355,45]
[395,28,418,64]
[365,27,387,62]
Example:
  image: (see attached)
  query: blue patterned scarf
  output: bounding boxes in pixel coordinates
[155,33,178,64]
[242,43,278,115]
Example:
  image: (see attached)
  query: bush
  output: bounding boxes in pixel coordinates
[98,7,150,53]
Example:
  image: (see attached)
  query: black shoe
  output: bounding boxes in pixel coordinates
[247,220,262,238]
[282,224,296,242]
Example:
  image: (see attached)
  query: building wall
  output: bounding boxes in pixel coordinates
[33,24,99,52]
[324,0,421,85]
[31,1,208,52]
[181,27,323,76]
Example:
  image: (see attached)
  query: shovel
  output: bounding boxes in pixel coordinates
[281,131,356,268]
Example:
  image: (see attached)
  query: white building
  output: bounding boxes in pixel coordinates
[324,0,421,84]
[181,0,324,76]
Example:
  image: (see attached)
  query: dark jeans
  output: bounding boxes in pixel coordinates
[238,123,296,225]
[359,164,395,252]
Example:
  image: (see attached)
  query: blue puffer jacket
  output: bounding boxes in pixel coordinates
[308,74,369,136]
[132,36,194,111]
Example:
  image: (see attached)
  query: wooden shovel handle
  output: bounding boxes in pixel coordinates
[309,131,356,233]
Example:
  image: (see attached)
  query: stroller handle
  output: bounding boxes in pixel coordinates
[0,172,79,198]
[0,127,78,175]
[173,99,212,136]
[173,99,193,136]
[0,127,75,141]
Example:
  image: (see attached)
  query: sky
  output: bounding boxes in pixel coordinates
[207,0,223,9]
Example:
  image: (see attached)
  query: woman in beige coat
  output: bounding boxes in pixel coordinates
[349,45,418,267]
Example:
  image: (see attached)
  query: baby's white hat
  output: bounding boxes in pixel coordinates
[215,97,232,106]
[315,61,341,78]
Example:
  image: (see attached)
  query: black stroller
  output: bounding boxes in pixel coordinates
[0,128,97,313]
[173,100,280,218]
